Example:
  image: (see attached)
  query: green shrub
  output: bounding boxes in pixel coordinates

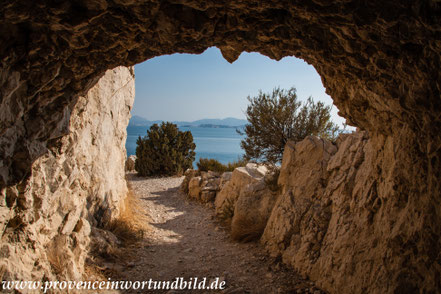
[135,122,196,176]
[239,87,340,163]
[197,158,227,173]
[197,157,248,173]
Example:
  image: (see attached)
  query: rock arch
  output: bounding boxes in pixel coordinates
[2,1,440,187]
[1,1,440,293]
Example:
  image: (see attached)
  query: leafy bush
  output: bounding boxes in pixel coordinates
[135,122,196,176]
[239,87,340,163]
[197,157,248,173]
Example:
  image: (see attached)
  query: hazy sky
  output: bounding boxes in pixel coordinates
[133,47,347,126]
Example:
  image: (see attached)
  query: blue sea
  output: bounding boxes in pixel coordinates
[126,126,245,167]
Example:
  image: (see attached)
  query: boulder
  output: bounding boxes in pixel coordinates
[231,180,278,242]
[181,169,226,203]
[90,227,121,257]
[200,190,217,203]
[180,169,199,194]
[188,176,202,200]
[261,133,431,293]
[220,172,232,189]
[215,163,268,217]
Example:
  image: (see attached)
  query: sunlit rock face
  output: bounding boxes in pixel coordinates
[0,67,134,283]
[0,0,440,292]
[262,132,441,293]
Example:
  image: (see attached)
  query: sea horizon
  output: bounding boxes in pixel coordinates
[126,125,245,168]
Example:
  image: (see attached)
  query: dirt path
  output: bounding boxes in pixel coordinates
[113,174,323,294]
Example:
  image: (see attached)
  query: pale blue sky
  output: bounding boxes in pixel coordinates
[133,47,347,126]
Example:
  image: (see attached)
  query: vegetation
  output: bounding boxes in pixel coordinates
[230,214,267,243]
[239,87,340,164]
[104,189,146,247]
[135,122,196,176]
[196,157,248,173]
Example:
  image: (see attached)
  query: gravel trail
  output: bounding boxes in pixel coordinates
[114,174,322,294]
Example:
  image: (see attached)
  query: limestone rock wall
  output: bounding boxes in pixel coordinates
[0,66,134,282]
[0,1,440,293]
[262,132,441,293]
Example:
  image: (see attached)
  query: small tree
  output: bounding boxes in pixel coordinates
[239,87,339,163]
[135,122,196,176]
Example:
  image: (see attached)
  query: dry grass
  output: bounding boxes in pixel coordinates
[86,184,150,278]
[47,244,64,277]
[231,215,266,243]
[43,186,151,282]
[105,187,149,247]
[83,260,108,282]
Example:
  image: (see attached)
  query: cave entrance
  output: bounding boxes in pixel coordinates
[0,1,439,292]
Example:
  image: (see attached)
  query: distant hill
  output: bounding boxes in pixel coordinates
[128,115,161,126]
[129,115,247,127]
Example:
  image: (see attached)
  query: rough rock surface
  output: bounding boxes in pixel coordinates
[263,132,441,293]
[215,163,268,216]
[261,136,339,283]
[1,1,441,293]
[231,180,278,242]
[0,67,134,282]
[180,169,199,195]
[181,170,224,203]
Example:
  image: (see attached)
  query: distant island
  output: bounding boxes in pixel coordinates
[129,115,247,128]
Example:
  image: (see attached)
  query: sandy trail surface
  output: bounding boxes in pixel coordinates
[113,174,323,294]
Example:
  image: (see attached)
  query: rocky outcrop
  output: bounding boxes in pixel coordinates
[262,132,441,293]
[0,67,134,282]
